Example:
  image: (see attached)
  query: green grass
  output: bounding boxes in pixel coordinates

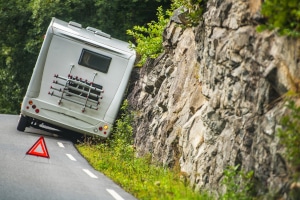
[76,144,211,200]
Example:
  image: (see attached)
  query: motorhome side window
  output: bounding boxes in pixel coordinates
[78,49,112,73]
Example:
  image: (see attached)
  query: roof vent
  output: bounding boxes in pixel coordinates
[86,26,101,33]
[86,26,110,38]
[95,31,111,39]
[68,21,82,29]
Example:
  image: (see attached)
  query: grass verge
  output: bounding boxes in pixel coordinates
[76,144,210,200]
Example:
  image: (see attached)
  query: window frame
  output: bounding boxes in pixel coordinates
[78,49,112,73]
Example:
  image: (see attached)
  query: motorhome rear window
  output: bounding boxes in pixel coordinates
[78,49,111,73]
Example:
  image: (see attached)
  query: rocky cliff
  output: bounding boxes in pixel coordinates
[128,0,300,197]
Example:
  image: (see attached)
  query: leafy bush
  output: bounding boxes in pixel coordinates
[172,0,207,26]
[258,0,300,37]
[127,6,172,66]
[126,0,207,67]
[220,165,254,200]
[109,100,134,160]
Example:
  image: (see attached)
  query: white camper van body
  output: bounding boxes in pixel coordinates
[17,18,136,137]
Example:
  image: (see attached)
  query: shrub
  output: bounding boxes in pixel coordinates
[172,0,207,26]
[127,6,171,66]
[127,0,207,67]
[258,0,300,37]
[220,165,254,200]
[109,99,134,160]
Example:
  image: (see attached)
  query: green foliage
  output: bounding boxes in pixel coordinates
[78,144,212,200]
[109,100,134,160]
[278,99,300,171]
[127,6,172,66]
[0,0,33,114]
[126,0,207,66]
[220,165,254,200]
[172,0,207,26]
[258,0,300,37]
[77,100,211,199]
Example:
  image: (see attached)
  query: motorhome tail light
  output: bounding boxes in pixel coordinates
[32,105,36,109]
[28,100,33,105]
[99,127,103,131]
[103,125,109,130]
[35,109,40,113]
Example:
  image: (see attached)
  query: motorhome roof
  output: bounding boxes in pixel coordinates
[50,18,135,57]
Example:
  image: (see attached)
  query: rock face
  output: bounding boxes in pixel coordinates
[128,0,300,196]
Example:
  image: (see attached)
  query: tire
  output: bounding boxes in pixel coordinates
[17,115,28,132]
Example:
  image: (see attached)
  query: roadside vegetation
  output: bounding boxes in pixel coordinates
[77,100,211,199]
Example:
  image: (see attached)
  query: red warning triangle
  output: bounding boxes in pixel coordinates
[26,136,50,158]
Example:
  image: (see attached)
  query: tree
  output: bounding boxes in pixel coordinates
[0,0,33,113]
[0,0,171,114]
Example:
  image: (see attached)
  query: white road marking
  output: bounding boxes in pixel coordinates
[106,189,124,200]
[66,154,77,161]
[57,142,65,148]
[82,169,98,179]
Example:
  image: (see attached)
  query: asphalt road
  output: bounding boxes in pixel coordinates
[0,114,137,200]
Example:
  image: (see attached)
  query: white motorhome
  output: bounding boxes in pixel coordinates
[17,18,136,137]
